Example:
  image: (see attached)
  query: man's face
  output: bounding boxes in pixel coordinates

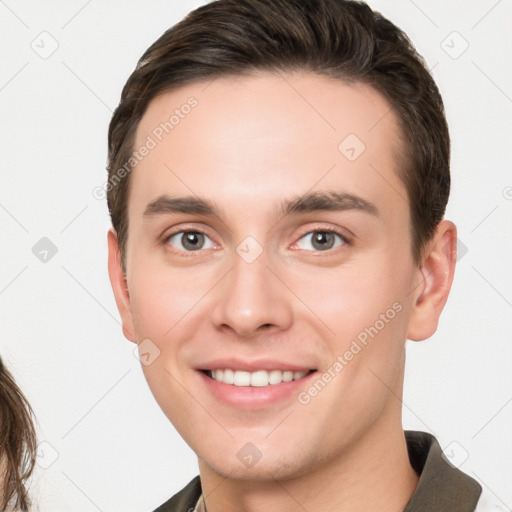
[118,72,423,479]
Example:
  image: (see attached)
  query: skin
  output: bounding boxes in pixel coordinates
[108,71,457,512]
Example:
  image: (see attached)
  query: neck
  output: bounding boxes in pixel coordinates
[198,415,419,512]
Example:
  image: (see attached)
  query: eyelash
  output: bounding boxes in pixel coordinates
[162,225,351,256]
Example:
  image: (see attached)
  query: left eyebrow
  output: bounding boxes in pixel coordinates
[277,191,379,218]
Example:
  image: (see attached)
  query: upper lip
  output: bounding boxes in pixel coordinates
[196,358,317,373]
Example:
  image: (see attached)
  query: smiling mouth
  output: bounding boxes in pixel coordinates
[201,368,317,387]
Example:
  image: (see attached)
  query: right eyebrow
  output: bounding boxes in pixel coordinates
[143,195,220,218]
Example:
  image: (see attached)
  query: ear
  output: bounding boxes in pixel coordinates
[407,220,457,341]
[107,228,137,343]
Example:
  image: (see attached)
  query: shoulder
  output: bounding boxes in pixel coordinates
[404,430,482,511]
[152,476,202,512]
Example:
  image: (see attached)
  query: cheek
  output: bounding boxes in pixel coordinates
[128,264,212,341]
[294,254,412,407]
[138,353,199,448]
[289,257,410,348]
[290,266,410,440]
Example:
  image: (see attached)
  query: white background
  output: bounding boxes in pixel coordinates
[1,1,511,510]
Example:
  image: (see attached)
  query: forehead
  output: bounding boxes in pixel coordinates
[129,71,407,224]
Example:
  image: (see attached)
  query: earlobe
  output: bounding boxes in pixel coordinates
[107,228,137,343]
[407,220,457,341]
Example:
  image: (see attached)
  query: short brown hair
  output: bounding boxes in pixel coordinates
[107,0,450,269]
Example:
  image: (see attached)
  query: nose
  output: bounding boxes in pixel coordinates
[210,249,294,339]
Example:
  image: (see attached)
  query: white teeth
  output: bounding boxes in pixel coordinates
[250,370,269,387]
[223,368,234,384]
[208,368,312,386]
[282,371,294,382]
[233,370,251,386]
[268,370,283,385]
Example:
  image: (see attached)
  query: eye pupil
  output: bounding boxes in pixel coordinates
[182,232,204,251]
[312,232,335,250]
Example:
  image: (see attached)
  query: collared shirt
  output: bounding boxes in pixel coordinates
[154,430,483,512]
[192,494,206,512]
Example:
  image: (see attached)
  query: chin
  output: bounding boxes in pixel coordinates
[199,445,319,482]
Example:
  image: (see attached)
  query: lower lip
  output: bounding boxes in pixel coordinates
[197,370,317,410]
